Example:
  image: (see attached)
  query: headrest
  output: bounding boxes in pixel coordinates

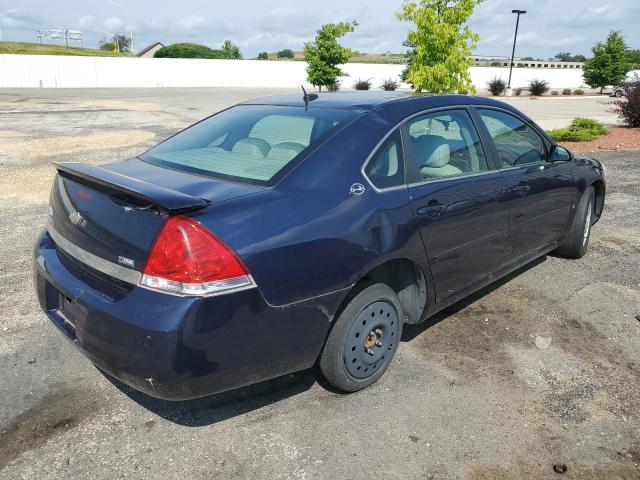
[413,135,451,168]
[266,142,305,163]
[232,138,270,158]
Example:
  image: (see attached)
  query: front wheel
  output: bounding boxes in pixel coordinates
[554,187,595,259]
[614,90,624,97]
[319,284,403,392]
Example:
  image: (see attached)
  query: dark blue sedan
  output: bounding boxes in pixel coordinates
[34,92,606,399]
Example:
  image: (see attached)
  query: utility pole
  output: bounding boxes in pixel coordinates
[104,0,133,53]
[508,9,526,89]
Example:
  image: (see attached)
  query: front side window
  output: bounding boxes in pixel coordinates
[407,109,488,180]
[477,109,547,168]
[364,130,405,189]
[140,106,357,186]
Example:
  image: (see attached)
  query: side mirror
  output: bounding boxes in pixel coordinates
[551,145,572,162]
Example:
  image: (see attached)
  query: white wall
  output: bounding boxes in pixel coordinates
[0,54,586,89]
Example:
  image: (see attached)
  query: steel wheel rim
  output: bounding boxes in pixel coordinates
[583,201,592,246]
[344,300,399,380]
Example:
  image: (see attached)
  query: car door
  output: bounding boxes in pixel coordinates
[405,108,508,304]
[474,108,576,268]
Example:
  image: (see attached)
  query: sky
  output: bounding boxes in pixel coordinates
[0,0,638,59]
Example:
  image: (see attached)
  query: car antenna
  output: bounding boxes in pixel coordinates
[301,85,318,111]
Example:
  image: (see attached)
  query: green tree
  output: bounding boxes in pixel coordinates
[221,40,242,59]
[304,21,357,91]
[628,49,640,69]
[583,31,634,92]
[99,35,131,53]
[277,49,294,59]
[397,0,483,93]
[257,52,269,60]
[555,51,587,62]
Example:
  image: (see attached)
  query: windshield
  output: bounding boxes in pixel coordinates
[140,105,358,186]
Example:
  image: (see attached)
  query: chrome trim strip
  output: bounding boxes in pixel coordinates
[48,224,258,297]
[48,224,142,285]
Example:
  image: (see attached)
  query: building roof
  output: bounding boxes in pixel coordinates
[136,42,164,57]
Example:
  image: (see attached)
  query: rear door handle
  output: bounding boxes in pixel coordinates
[417,201,445,217]
[511,182,531,195]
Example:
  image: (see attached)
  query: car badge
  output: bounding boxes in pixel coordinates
[118,256,135,268]
[68,211,84,226]
[350,183,366,196]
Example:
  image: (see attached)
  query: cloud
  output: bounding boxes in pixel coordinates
[480,34,501,45]
[562,4,624,27]
[77,15,94,30]
[104,16,124,32]
[507,32,583,48]
[177,15,207,33]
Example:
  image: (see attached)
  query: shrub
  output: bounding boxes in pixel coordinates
[257,52,269,60]
[380,78,399,91]
[547,117,608,142]
[529,79,550,96]
[487,76,507,96]
[154,43,224,59]
[609,82,640,127]
[277,49,294,59]
[326,80,341,92]
[574,89,584,95]
[551,91,559,96]
[513,87,523,96]
[562,88,572,95]
[354,78,372,90]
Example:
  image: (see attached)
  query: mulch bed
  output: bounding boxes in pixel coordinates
[560,127,640,153]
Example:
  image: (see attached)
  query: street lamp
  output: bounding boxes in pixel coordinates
[508,9,526,89]
[0,8,17,43]
[103,0,133,53]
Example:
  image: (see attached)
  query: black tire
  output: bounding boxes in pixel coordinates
[319,283,403,392]
[554,187,595,259]
[614,90,623,97]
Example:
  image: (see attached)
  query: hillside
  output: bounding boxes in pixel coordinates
[0,42,130,57]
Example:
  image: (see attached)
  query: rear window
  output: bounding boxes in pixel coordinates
[140,105,357,186]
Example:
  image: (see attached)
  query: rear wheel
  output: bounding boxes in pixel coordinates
[614,90,624,97]
[319,284,403,392]
[554,187,595,259]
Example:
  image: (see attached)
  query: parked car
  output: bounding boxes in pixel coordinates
[34,92,606,400]
[612,81,639,97]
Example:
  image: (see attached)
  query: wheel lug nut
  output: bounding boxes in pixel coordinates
[375,340,382,347]
[374,328,383,336]
[366,347,374,355]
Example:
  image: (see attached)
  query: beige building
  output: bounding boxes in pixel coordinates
[136,42,164,58]
[471,55,584,70]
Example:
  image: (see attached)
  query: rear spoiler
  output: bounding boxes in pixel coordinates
[55,162,209,213]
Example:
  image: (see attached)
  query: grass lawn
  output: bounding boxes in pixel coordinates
[0,42,131,57]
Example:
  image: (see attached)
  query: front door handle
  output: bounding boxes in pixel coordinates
[511,181,531,195]
[417,201,445,217]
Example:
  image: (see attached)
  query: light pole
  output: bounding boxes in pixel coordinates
[508,9,526,89]
[0,9,17,43]
[103,0,133,53]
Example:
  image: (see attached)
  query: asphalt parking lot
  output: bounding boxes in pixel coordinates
[0,88,638,480]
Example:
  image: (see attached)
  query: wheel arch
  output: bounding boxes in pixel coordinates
[591,179,605,221]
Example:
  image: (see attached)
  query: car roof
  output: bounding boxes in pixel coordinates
[241,91,526,117]
[241,91,410,111]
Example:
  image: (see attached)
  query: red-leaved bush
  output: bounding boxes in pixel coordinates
[610,81,640,127]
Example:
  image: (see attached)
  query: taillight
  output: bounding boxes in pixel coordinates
[140,216,253,296]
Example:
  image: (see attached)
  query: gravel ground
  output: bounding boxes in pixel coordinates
[0,89,639,480]
[559,127,640,153]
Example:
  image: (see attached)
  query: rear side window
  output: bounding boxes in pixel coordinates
[140,105,357,186]
[406,109,488,181]
[477,109,547,167]
[364,130,405,189]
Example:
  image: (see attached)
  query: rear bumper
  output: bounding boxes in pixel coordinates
[34,230,340,400]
